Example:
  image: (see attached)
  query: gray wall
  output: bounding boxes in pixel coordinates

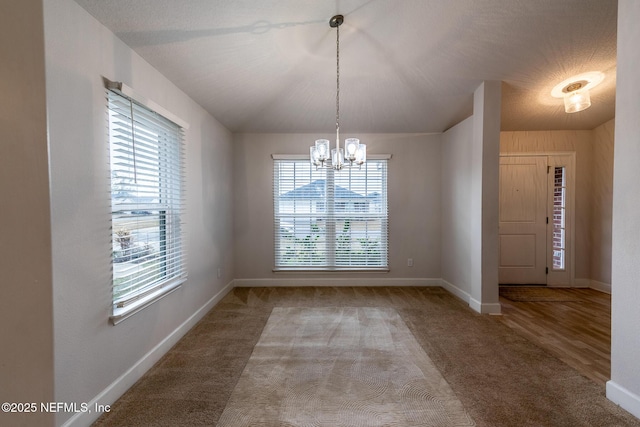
[43,0,235,425]
[0,2,54,426]
[591,120,615,286]
[441,118,474,296]
[608,0,640,418]
[440,81,501,313]
[233,133,442,285]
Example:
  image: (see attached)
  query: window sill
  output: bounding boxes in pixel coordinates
[272,267,390,273]
[110,278,186,325]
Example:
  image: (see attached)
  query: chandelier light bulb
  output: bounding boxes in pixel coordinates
[345,138,359,157]
[315,139,329,158]
[310,146,320,166]
[311,139,330,167]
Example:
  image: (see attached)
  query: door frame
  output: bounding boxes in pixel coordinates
[500,152,576,286]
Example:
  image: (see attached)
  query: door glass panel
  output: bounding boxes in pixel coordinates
[552,167,566,270]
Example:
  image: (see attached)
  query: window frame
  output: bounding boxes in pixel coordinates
[106,80,188,324]
[272,154,390,272]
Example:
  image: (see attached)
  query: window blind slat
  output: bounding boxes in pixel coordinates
[108,89,187,315]
[273,159,388,270]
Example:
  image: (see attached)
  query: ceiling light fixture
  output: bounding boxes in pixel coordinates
[310,15,366,170]
[551,71,605,114]
[562,81,591,113]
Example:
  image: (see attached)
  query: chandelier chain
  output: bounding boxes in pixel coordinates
[336,22,340,136]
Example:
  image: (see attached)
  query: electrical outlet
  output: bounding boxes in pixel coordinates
[407,258,413,267]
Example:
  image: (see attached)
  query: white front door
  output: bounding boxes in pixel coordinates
[499,156,548,284]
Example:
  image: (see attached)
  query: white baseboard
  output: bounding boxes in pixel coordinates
[573,278,591,288]
[234,278,502,314]
[549,278,611,293]
[590,280,612,294]
[62,280,234,427]
[233,277,442,288]
[607,380,640,420]
[469,298,502,314]
[440,279,471,304]
[438,280,501,314]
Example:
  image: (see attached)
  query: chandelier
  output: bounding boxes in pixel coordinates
[310,15,366,170]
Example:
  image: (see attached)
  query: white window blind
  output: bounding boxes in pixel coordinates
[273,158,388,270]
[107,89,186,322]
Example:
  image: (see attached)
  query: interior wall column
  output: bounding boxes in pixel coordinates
[607,0,640,418]
[469,81,501,314]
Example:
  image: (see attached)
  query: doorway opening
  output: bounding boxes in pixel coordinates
[498,153,575,286]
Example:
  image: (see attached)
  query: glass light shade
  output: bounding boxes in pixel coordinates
[315,139,330,160]
[331,147,344,169]
[344,138,360,160]
[564,89,591,113]
[354,143,366,165]
[310,146,321,167]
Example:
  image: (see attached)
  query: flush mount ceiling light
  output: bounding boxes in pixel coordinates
[562,81,590,113]
[551,71,605,114]
[310,15,366,170]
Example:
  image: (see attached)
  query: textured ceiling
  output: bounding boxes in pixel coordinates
[73,0,617,133]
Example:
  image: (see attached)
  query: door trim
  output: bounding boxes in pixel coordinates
[499,152,576,286]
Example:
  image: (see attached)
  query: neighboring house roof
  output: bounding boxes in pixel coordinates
[112,191,157,204]
[280,180,368,200]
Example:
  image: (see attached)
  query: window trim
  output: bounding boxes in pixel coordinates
[104,78,190,130]
[105,79,188,325]
[272,154,391,272]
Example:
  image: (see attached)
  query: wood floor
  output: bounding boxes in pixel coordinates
[496,286,611,385]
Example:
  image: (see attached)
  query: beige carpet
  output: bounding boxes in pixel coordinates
[93,287,640,427]
[217,307,475,427]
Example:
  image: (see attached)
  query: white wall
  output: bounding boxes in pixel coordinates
[440,81,501,313]
[233,133,442,285]
[441,118,474,297]
[608,0,640,418]
[591,119,615,286]
[0,2,55,426]
[43,0,235,425]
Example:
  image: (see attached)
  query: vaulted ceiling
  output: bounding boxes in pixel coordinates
[74,0,617,133]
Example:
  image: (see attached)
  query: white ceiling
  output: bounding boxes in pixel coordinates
[73,0,617,133]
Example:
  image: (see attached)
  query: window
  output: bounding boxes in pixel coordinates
[552,166,566,270]
[273,157,388,270]
[107,88,186,323]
